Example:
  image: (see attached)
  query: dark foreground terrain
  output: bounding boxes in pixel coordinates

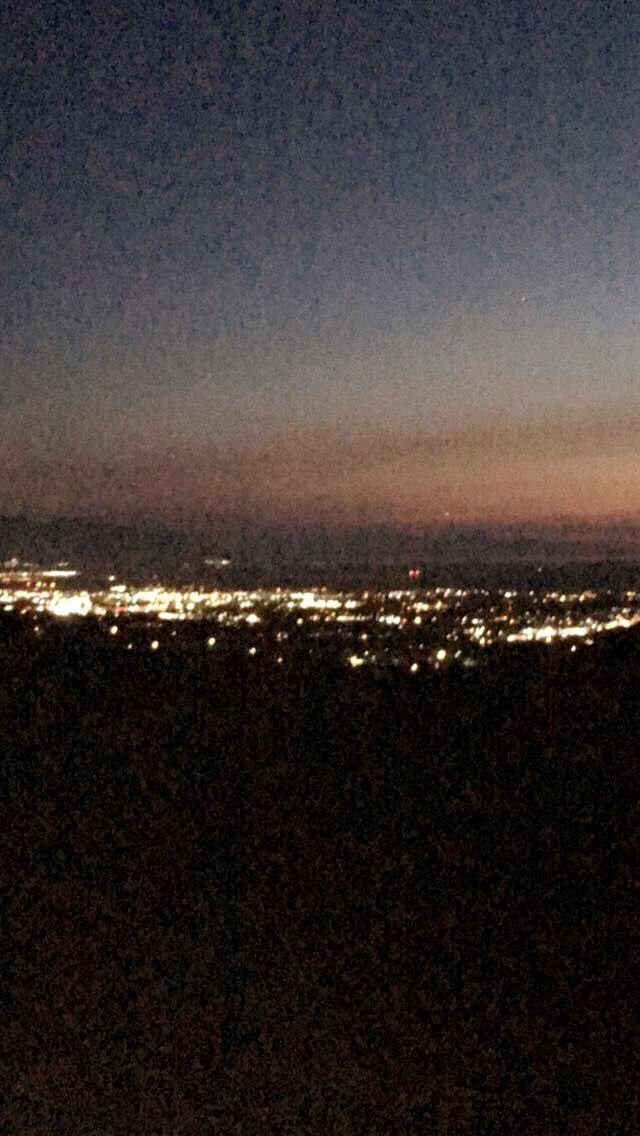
[1,624,638,1133]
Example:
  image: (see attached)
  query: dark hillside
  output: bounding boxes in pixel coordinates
[1,629,638,1133]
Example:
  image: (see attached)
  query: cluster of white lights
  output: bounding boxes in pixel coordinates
[2,569,640,671]
[507,612,640,644]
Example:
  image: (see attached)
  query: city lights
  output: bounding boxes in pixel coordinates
[0,562,638,674]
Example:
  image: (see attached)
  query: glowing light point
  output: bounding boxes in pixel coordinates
[50,594,92,618]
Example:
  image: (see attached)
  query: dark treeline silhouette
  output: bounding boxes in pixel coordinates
[1,618,638,1133]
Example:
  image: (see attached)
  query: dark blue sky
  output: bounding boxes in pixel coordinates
[2,0,640,538]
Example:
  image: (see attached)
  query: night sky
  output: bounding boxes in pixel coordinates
[3,0,640,545]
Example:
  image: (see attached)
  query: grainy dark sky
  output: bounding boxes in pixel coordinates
[2,0,640,538]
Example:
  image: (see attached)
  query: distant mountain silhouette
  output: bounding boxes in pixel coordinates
[0,514,187,574]
[0,512,638,581]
